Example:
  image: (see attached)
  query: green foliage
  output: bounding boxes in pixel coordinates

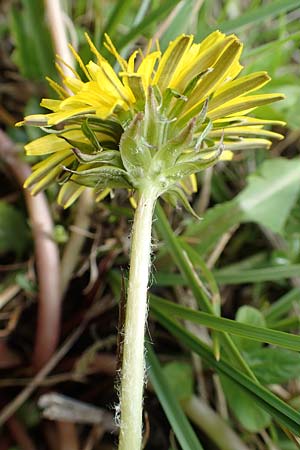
[0,202,30,256]
[147,346,204,450]
[247,348,300,385]
[10,0,56,80]
[233,305,266,352]
[186,158,300,253]
[221,376,271,432]
[3,1,300,448]
[153,309,300,436]
[238,158,300,233]
[162,361,193,402]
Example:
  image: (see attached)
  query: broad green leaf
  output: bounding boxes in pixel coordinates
[146,345,204,450]
[185,158,300,252]
[162,361,193,402]
[247,348,300,385]
[0,202,30,256]
[238,158,300,234]
[184,200,242,254]
[221,376,271,432]
[234,306,266,352]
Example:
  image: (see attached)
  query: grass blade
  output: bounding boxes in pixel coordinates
[264,288,300,324]
[214,265,300,284]
[153,309,300,436]
[206,0,300,35]
[146,345,204,450]
[155,203,256,379]
[116,0,180,50]
[151,296,300,351]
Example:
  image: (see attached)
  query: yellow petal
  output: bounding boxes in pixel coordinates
[208,126,284,140]
[220,150,233,160]
[25,129,91,155]
[212,116,286,127]
[57,181,86,208]
[46,77,68,98]
[154,34,193,90]
[223,138,272,150]
[104,33,128,71]
[180,38,242,124]
[24,152,73,191]
[40,99,62,112]
[208,93,285,120]
[25,134,69,155]
[21,114,48,127]
[68,43,91,80]
[63,77,85,94]
[209,72,271,111]
[47,107,96,125]
[173,33,237,92]
[95,188,111,202]
[137,51,160,90]
[180,173,198,194]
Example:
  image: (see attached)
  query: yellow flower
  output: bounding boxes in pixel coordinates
[19,31,285,208]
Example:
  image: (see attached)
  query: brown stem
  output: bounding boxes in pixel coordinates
[57,421,79,450]
[0,130,61,370]
[44,0,95,297]
[7,416,37,450]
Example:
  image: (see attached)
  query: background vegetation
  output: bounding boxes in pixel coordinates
[1,0,300,449]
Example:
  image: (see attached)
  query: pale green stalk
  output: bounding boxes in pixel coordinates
[118,186,158,450]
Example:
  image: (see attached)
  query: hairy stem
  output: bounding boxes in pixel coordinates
[118,187,157,450]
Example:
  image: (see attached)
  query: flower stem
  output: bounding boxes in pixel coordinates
[118,187,157,450]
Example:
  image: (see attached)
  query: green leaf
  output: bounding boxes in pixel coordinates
[184,200,242,254]
[238,158,300,234]
[0,202,30,256]
[162,361,194,402]
[116,0,180,51]
[153,310,300,436]
[146,346,204,450]
[204,0,300,35]
[234,306,266,352]
[159,0,195,49]
[265,288,300,324]
[100,0,133,47]
[10,0,55,80]
[221,376,271,432]
[185,158,300,253]
[214,265,300,284]
[247,348,300,385]
[150,296,300,352]
[155,265,300,285]
[155,203,256,379]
